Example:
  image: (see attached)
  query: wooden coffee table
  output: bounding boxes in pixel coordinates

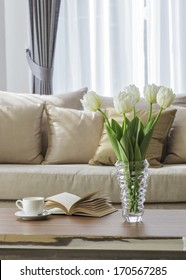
[0,208,186,259]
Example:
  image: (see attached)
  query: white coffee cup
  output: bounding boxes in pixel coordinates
[16,197,44,216]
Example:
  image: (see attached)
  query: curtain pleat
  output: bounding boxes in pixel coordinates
[27,0,61,95]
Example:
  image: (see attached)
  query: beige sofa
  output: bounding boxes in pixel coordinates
[0,88,186,209]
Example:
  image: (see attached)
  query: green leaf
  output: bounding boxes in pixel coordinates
[111,119,122,140]
[127,117,138,139]
[120,133,133,161]
[140,128,154,158]
[144,118,155,135]
[137,121,145,146]
[134,143,142,161]
[134,119,142,161]
[117,142,129,162]
[105,123,128,162]
[126,117,138,150]
[122,116,130,132]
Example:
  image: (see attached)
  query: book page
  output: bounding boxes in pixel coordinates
[46,192,81,213]
[46,190,117,217]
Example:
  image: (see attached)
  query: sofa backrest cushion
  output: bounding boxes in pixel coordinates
[89,108,177,167]
[38,87,88,155]
[172,93,186,107]
[0,87,88,157]
[0,103,44,163]
[0,87,87,108]
[38,87,88,109]
[164,106,186,163]
[43,104,103,164]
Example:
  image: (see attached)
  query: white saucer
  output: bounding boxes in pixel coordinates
[15,210,51,220]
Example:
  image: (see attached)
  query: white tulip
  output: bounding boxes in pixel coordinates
[80,91,101,112]
[125,84,140,105]
[114,85,140,114]
[144,84,160,104]
[156,86,175,109]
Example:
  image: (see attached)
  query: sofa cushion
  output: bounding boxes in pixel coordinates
[38,87,88,109]
[0,104,44,163]
[0,87,88,109]
[89,108,176,167]
[38,87,88,155]
[43,105,103,164]
[172,93,186,107]
[164,106,186,163]
[0,87,88,156]
[0,163,186,204]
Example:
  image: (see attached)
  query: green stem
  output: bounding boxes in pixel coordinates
[123,113,126,133]
[145,103,152,126]
[126,161,143,213]
[133,107,136,118]
[151,107,163,128]
[98,108,110,127]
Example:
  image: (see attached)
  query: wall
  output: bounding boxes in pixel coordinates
[0,0,30,93]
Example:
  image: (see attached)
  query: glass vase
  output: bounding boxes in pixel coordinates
[115,159,149,223]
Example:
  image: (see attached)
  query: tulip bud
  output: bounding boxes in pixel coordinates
[144,84,160,104]
[80,91,101,112]
[114,85,140,114]
[156,86,175,109]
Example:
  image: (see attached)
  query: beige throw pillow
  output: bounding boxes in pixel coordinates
[38,87,88,155]
[164,106,186,163]
[0,87,88,156]
[0,87,88,109]
[172,93,186,107]
[43,105,103,164]
[89,108,176,167]
[0,104,44,163]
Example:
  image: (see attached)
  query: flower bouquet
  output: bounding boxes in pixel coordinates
[81,84,175,222]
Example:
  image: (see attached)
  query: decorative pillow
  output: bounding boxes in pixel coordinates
[0,87,88,109]
[39,87,88,109]
[0,104,44,163]
[0,87,88,156]
[43,105,103,164]
[164,106,186,163]
[89,108,177,167]
[172,93,186,107]
[38,87,88,155]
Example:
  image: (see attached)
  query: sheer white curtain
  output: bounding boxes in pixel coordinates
[53,0,186,96]
[53,0,145,96]
[146,0,186,94]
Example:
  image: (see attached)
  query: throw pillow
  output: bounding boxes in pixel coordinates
[0,87,88,109]
[164,106,186,163]
[0,103,44,163]
[172,93,186,107]
[89,108,177,167]
[43,105,103,164]
[0,87,88,156]
[38,87,88,155]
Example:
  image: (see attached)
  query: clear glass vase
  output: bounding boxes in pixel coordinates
[115,159,149,223]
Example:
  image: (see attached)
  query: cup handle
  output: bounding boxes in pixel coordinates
[16,200,23,211]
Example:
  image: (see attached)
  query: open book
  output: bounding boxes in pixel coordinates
[45,190,117,217]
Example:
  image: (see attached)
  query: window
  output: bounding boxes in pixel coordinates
[53,0,186,96]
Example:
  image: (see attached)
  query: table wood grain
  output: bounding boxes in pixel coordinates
[0,208,186,238]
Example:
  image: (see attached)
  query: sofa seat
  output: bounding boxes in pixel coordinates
[0,164,186,205]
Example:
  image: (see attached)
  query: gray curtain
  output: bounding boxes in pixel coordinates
[27,0,61,95]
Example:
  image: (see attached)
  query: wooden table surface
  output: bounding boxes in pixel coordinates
[0,208,186,237]
[0,208,186,259]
